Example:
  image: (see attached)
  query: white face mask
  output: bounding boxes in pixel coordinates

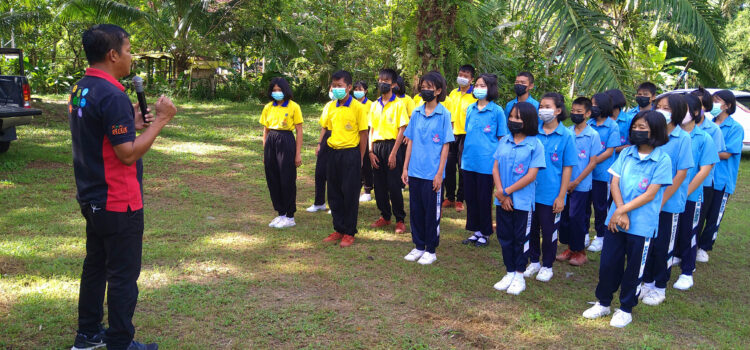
[656,109,672,124]
[456,76,470,87]
[682,110,693,125]
[539,108,556,123]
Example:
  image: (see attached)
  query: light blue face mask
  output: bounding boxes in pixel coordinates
[656,109,672,124]
[353,91,366,99]
[711,102,723,117]
[271,91,284,101]
[332,87,347,100]
[473,88,487,100]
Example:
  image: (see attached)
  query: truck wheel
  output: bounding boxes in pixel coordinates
[0,141,10,153]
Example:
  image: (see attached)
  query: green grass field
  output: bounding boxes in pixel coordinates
[1,96,749,349]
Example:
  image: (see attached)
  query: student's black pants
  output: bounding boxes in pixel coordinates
[443,134,465,202]
[698,188,729,252]
[560,190,591,251]
[327,147,361,236]
[595,230,651,313]
[409,177,442,253]
[496,208,532,273]
[361,137,373,194]
[591,180,610,238]
[675,200,700,276]
[643,211,679,289]
[314,130,331,206]
[264,130,297,217]
[77,203,143,350]
[530,203,560,268]
[372,140,406,222]
[463,170,494,237]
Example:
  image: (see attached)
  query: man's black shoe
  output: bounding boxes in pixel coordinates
[127,340,159,350]
[71,325,106,350]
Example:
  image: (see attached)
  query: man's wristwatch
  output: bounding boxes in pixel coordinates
[502,188,510,197]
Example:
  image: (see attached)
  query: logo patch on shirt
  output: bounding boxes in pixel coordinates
[514,163,525,174]
[578,150,587,159]
[483,125,492,133]
[112,124,128,135]
[387,116,394,124]
[620,136,626,144]
[345,122,353,131]
[281,119,288,127]
[432,134,441,143]
[638,178,650,191]
[551,152,559,162]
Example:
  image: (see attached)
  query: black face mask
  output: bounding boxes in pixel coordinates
[379,83,392,94]
[514,84,527,96]
[420,89,436,103]
[590,105,602,119]
[630,130,650,146]
[635,96,651,108]
[508,121,524,135]
[570,113,585,125]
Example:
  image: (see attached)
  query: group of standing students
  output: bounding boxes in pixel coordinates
[258,66,743,328]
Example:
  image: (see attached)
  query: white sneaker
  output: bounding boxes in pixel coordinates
[696,249,709,263]
[417,252,437,265]
[359,193,372,202]
[327,209,332,214]
[306,204,327,213]
[638,283,653,300]
[507,275,526,295]
[494,272,516,291]
[588,236,604,252]
[582,302,611,319]
[642,287,666,306]
[536,267,553,282]
[609,309,632,328]
[523,262,541,277]
[404,248,425,262]
[673,274,694,290]
[268,216,284,227]
[275,216,296,228]
[584,234,591,247]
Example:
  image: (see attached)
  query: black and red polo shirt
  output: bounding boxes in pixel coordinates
[69,68,143,212]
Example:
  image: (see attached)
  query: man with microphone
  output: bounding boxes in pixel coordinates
[69,24,176,350]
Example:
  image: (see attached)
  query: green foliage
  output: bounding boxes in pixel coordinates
[723,7,750,90]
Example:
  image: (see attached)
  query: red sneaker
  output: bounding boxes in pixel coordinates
[395,221,407,234]
[455,201,464,212]
[371,217,391,228]
[340,235,355,247]
[556,248,573,261]
[323,232,344,242]
[569,251,588,266]
[442,200,454,208]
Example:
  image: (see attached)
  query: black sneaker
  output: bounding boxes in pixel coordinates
[71,326,106,350]
[462,234,479,245]
[127,340,159,350]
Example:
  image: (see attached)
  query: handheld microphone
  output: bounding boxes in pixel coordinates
[132,76,150,123]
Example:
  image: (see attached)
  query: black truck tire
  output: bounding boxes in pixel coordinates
[0,141,10,153]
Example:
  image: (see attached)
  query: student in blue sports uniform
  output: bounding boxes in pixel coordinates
[641,94,694,306]
[582,110,672,328]
[671,94,718,291]
[491,102,546,296]
[558,97,602,266]
[401,71,454,265]
[587,93,620,252]
[524,93,577,282]
[504,72,539,117]
[606,89,631,153]
[460,73,507,247]
[696,90,744,262]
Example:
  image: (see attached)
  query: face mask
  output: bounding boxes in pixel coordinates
[328,90,335,100]
[635,96,651,108]
[378,82,392,94]
[630,130,650,146]
[353,91,366,99]
[271,91,284,101]
[656,109,672,124]
[473,88,487,100]
[420,89,436,103]
[539,108,556,123]
[570,113,585,125]
[514,84,527,96]
[457,76,470,87]
[332,87,348,100]
[682,110,693,125]
[508,121,524,135]
[711,102,723,117]
[590,105,602,119]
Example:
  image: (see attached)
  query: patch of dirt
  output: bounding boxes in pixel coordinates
[0,255,25,276]
[25,160,68,170]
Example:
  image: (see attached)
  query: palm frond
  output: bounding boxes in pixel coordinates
[61,0,148,25]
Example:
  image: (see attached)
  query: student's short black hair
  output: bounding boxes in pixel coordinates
[378,68,398,83]
[572,96,592,112]
[659,94,688,126]
[684,94,702,123]
[331,70,352,85]
[630,110,669,147]
[418,71,447,102]
[691,86,713,111]
[605,89,627,110]
[592,92,613,118]
[82,24,130,65]
[394,76,406,96]
[267,76,293,102]
[542,92,568,121]
[354,80,368,91]
[517,71,535,84]
[713,89,737,115]
[459,65,475,78]
[476,73,499,101]
[637,82,658,96]
[510,101,539,136]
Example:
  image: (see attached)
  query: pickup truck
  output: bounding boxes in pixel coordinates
[0,48,42,153]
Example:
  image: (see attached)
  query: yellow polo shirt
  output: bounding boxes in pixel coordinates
[369,94,409,142]
[259,100,303,131]
[447,87,477,135]
[319,100,335,128]
[397,94,415,117]
[359,97,373,123]
[413,93,453,113]
[324,95,368,149]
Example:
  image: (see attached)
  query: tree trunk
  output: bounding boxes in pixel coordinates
[415,0,458,76]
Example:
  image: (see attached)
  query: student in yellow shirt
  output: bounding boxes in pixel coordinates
[354,81,374,203]
[321,70,369,247]
[444,64,477,212]
[368,69,409,234]
[260,77,303,228]
[307,87,337,213]
[395,75,416,116]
